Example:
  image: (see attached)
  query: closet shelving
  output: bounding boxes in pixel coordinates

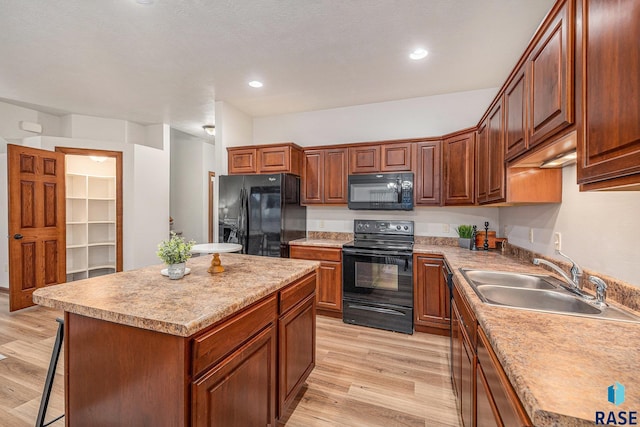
[65,161,117,282]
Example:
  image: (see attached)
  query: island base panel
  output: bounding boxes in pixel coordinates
[65,312,189,426]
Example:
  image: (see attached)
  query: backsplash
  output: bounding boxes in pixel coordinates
[505,244,640,313]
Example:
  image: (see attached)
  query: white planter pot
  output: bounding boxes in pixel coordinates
[167,262,186,279]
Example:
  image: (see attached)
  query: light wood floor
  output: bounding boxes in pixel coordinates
[0,293,460,427]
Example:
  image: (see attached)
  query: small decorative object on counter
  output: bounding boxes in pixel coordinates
[157,232,195,279]
[455,225,474,250]
[471,225,478,251]
[483,222,490,251]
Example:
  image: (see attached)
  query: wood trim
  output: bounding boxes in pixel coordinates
[301,136,443,153]
[208,171,215,243]
[228,142,303,151]
[55,147,124,272]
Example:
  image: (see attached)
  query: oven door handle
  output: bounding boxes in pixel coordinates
[346,303,407,316]
[342,247,412,257]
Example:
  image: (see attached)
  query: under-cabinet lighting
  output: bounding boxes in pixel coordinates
[540,150,577,168]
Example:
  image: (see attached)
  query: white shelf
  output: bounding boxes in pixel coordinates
[64,158,117,283]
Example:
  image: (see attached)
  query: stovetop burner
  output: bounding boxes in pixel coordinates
[347,219,414,251]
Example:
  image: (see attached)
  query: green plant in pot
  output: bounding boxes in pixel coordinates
[455,225,474,250]
[157,232,195,279]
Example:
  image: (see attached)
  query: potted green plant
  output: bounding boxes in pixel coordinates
[157,232,195,279]
[455,225,474,250]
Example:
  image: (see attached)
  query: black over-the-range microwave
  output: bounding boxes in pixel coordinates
[347,172,414,210]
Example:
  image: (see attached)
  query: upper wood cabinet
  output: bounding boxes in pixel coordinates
[504,65,528,161]
[302,148,348,205]
[576,0,640,190]
[486,101,506,203]
[476,121,488,203]
[227,147,258,174]
[349,142,412,174]
[415,140,442,206]
[349,145,380,174]
[443,131,475,206]
[527,0,574,149]
[228,143,303,176]
[381,142,413,172]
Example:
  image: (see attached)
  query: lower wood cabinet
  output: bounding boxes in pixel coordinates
[192,324,277,426]
[451,279,532,427]
[413,255,450,334]
[290,245,342,316]
[278,293,316,416]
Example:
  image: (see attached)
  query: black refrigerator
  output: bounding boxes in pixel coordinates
[218,173,306,258]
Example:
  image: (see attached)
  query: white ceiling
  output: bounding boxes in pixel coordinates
[0,0,555,138]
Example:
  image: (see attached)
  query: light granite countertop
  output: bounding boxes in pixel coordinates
[413,244,640,427]
[33,254,319,337]
[290,237,351,248]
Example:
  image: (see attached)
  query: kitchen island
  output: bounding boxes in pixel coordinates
[33,253,319,427]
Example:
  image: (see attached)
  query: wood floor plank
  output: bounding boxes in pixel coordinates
[0,294,461,427]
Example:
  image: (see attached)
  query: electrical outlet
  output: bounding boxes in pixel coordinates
[554,232,562,251]
[318,220,325,229]
[529,228,534,243]
[503,224,508,237]
[442,223,450,233]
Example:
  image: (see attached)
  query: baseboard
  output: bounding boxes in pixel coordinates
[0,287,8,295]
[316,309,342,319]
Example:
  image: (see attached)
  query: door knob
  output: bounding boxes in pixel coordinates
[13,234,23,239]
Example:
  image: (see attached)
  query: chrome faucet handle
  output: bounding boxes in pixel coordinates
[556,250,583,286]
[589,276,608,307]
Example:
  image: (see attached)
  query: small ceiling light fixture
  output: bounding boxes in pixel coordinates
[136,0,155,5]
[248,80,263,88]
[89,156,108,163]
[203,125,216,136]
[409,48,429,60]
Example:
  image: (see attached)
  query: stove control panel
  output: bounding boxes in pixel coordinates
[354,219,414,235]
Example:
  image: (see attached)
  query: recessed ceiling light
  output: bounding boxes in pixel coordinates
[248,80,263,88]
[409,48,428,60]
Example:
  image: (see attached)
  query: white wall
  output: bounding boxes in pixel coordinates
[308,206,499,238]
[252,88,501,237]
[500,164,640,287]
[213,101,254,242]
[253,88,498,147]
[0,107,171,288]
[170,128,214,244]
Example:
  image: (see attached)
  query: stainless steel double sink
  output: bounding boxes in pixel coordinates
[460,269,640,323]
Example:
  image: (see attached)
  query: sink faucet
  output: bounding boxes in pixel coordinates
[532,252,593,299]
[589,276,608,307]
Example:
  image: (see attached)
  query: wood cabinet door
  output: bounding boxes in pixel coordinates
[317,261,342,313]
[302,150,323,204]
[576,0,640,187]
[487,101,506,203]
[228,148,258,174]
[349,145,380,174]
[504,66,528,161]
[415,141,442,205]
[7,144,66,311]
[192,325,277,427]
[323,148,348,203]
[381,142,412,171]
[444,132,476,205]
[528,0,574,148]
[461,332,475,427]
[414,256,448,330]
[476,121,489,203]
[278,293,316,416]
[477,365,502,427]
[258,146,290,173]
[452,301,462,400]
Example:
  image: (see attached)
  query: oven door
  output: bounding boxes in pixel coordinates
[342,247,413,307]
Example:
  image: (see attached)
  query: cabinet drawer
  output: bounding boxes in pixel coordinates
[191,295,277,377]
[279,272,316,315]
[290,245,342,262]
[478,328,532,426]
